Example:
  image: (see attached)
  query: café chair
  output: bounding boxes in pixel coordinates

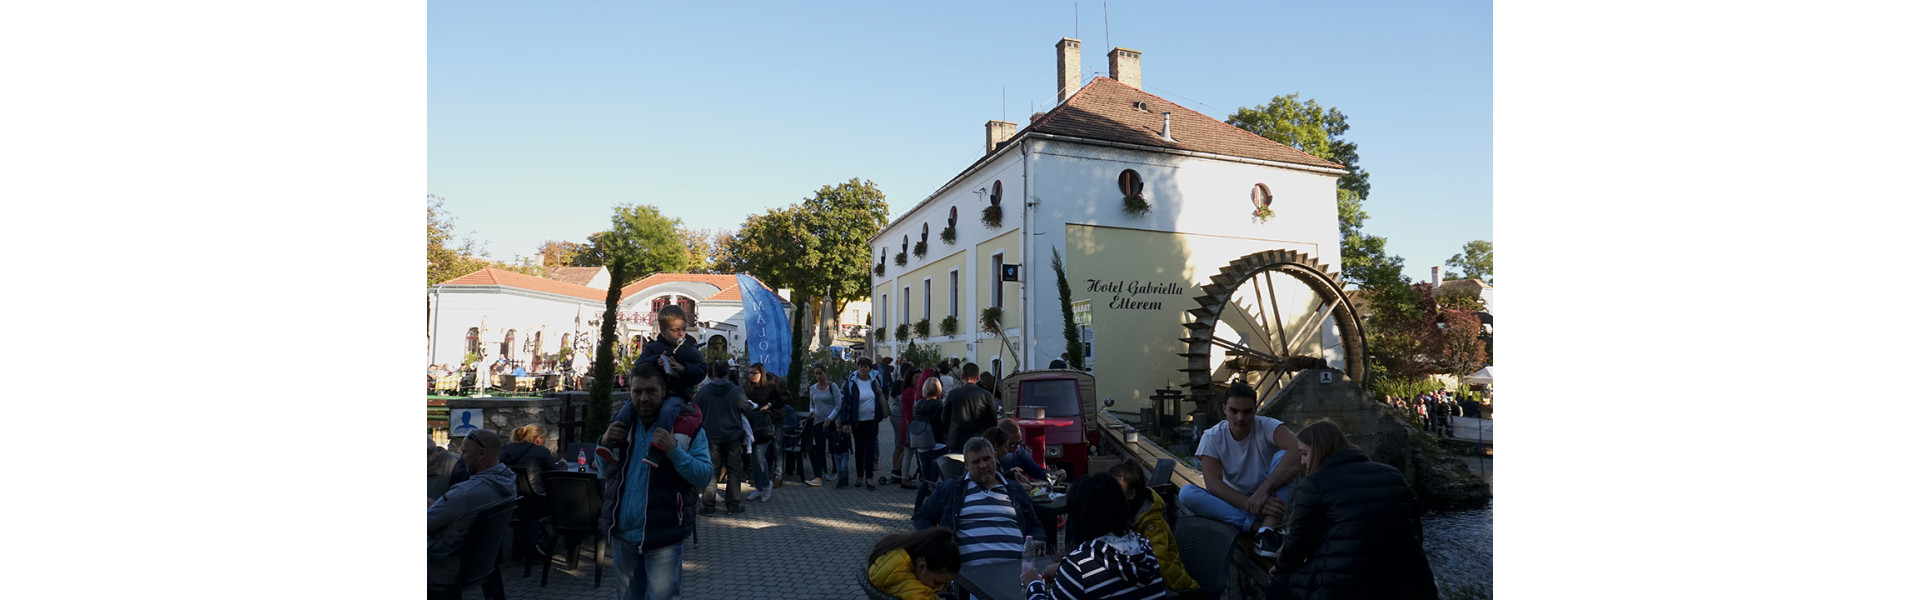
[508,467,551,578]
[542,470,604,588]
[1171,516,1235,599]
[429,497,517,600]
[855,565,907,600]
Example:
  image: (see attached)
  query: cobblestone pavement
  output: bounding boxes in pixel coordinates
[491,420,925,600]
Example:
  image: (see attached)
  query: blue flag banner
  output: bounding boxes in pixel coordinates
[736,274,791,378]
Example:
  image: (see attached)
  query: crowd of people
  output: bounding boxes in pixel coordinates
[1383,390,1484,437]
[428,303,1440,599]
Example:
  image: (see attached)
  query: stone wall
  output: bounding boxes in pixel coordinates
[444,391,629,454]
[1266,369,1491,510]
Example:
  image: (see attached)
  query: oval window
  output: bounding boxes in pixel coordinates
[1252,183,1273,208]
[920,223,929,243]
[948,206,958,228]
[990,180,1003,206]
[1117,169,1143,196]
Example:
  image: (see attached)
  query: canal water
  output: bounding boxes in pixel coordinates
[1422,504,1492,598]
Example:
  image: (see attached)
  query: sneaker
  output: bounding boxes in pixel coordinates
[595,446,620,463]
[726,505,746,516]
[746,490,764,501]
[759,488,773,502]
[866,482,877,491]
[836,478,850,489]
[698,505,718,517]
[804,477,823,487]
[1254,527,1283,558]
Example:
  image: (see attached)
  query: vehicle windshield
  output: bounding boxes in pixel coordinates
[1019,379,1081,417]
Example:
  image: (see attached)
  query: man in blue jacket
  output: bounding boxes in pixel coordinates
[598,362,713,600]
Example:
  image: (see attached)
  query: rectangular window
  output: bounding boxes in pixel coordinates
[882,293,889,329]
[1080,326,1096,368]
[922,278,931,323]
[991,253,1005,310]
[948,270,959,318]
[904,288,911,325]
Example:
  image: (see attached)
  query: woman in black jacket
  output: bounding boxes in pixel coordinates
[1272,420,1437,600]
[501,424,563,494]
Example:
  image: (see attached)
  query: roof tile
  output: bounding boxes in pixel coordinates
[1029,77,1344,170]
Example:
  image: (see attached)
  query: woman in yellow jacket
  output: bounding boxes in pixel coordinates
[1111,460,1199,591]
[866,526,961,600]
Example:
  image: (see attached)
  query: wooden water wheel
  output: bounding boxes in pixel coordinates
[1178,249,1369,423]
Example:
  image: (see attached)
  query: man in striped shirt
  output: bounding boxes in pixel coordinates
[913,437,1045,567]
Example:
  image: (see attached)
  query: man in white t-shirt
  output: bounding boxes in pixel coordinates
[1177,381,1303,559]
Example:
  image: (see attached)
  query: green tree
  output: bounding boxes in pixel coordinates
[1051,248,1084,370]
[598,204,689,280]
[1227,94,1400,290]
[586,256,627,440]
[534,239,593,271]
[428,194,541,284]
[728,179,889,352]
[1444,240,1493,283]
[678,228,719,274]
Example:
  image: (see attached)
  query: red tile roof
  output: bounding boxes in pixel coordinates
[620,273,780,303]
[547,266,605,288]
[441,269,784,304]
[437,268,609,302]
[1029,77,1344,170]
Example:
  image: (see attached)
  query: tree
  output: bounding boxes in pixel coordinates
[598,204,689,281]
[708,230,740,273]
[428,194,541,285]
[1445,240,1493,283]
[534,239,593,271]
[1051,248,1084,370]
[1364,282,1487,380]
[728,179,890,352]
[586,256,627,440]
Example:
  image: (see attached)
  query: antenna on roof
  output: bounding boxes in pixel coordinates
[1075,2,1079,39]
[1103,2,1110,53]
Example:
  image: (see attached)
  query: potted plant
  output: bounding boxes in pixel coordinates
[874,327,888,343]
[912,240,927,258]
[979,306,1003,335]
[940,225,957,244]
[938,314,958,336]
[894,252,906,267]
[1122,193,1150,217]
[895,323,911,342]
[1252,204,1274,223]
[874,261,886,276]
[981,204,1003,228]
[914,318,931,339]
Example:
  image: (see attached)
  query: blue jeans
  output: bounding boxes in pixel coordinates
[1177,450,1296,532]
[750,440,772,490]
[609,536,684,600]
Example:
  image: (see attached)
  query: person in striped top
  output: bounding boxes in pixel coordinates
[1022,472,1169,600]
[912,437,1045,567]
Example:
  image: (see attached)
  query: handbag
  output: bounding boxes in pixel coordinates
[747,410,776,441]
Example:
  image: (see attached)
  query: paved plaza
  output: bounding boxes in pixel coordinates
[491,421,925,600]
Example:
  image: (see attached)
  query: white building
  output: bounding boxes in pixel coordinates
[427,268,790,371]
[868,40,1359,412]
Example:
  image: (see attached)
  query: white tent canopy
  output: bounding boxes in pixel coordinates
[1463,366,1493,385]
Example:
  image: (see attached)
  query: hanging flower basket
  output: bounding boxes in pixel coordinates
[938,315,958,336]
[940,226,957,244]
[874,327,888,343]
[895,323,911,342]
[1122,194,1150,217]
[979,306,1003,336]
[894,252,907,267]
[913,319,931,339]
[981,205,1003,228]
[1252,205,1274,223]
[912,241,927,258]
[874,262,886,276]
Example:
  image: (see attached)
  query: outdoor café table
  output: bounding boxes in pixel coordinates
[954,556,1053,600]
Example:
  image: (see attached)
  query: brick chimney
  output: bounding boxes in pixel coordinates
[1432,266,1441,288]
[1056,38,1081,102]
[1108,47,1141,88]
[986,120,1018,154]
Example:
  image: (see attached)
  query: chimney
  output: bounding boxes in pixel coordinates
[986,120,1018,154]
[1160,112,1174,141]
[1056,38,1081,102]
[1432,266,1441,288]
[1108,47,1142,88]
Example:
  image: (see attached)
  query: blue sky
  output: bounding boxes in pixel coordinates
[430,0,1491,282]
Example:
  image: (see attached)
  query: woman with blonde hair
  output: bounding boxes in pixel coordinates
[1272,420,1437,600]
[501,424,561,493]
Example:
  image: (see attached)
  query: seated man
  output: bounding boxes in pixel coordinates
[427,429,516,587]
[913,436,1045,568]
[427,437,458,502]
[1177,382,1303,559]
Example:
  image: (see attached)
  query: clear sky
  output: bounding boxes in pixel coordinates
[430,0,1490,282]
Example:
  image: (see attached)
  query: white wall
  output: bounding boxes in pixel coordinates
[428,287,602,369]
